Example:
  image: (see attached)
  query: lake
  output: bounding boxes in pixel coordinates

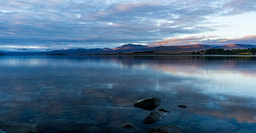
[0,55,256,133]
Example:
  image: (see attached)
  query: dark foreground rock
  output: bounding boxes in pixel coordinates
[149,126,182,133]
[107,120,145,133]
[134,97,161,110]
[178,105,187,108]
[144,109,169,124]
[0,120,41,133]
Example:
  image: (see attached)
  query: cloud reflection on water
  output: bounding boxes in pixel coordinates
[0,56,256,132]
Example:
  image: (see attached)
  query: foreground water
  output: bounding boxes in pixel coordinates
[0,55,256,133]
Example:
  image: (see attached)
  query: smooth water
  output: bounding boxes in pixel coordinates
[0,55,256,133]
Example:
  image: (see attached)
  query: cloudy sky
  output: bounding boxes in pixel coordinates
[0,0,256,51]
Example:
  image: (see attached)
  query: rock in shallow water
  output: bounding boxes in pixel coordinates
[0,120,41,133]
[149,126,182,133]
[144,109,169,124]
[134,97,161,110]
[122,122,134,129]
[178,105,187,108]
[107,120,144,133]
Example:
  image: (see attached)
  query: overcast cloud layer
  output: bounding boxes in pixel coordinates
[0,0,256,51]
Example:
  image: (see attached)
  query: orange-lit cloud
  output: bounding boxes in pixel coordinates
[149,35,256,47]
[149,36,214,46]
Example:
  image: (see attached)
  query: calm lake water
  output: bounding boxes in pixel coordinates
[0,55,256,133]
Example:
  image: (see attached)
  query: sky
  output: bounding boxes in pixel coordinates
[0,0,256,51]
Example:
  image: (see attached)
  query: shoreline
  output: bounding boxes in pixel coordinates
[1,54,256,57]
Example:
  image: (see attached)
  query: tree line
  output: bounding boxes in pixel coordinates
[193,48,256,55]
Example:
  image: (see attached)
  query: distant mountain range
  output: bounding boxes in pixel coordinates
[44,44,256,55]
[0,44,256,55]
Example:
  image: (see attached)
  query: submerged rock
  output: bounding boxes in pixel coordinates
[107,120,144,133]
[0,120,41,133]
[122,122,134,129]
[134,97,161,110]
[149,126,182,133]
[144,109,169,124]
[178,105,187,108]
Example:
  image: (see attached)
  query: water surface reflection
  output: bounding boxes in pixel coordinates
[0,56,256,133]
